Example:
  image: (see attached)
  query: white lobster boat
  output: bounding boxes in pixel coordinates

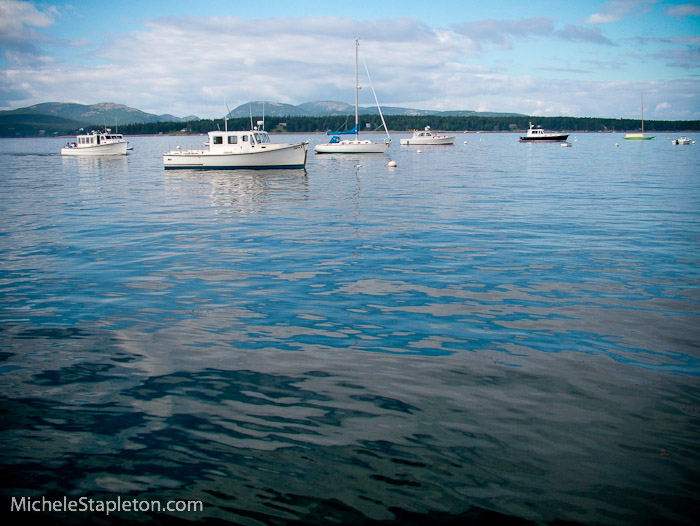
[61,130,128,156]
[400,126,455,145]
[163,130,309,169]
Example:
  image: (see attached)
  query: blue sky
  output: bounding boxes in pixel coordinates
[1,0,699,119]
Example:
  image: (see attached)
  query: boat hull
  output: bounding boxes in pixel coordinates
[624,134,655,140]
[314,140,389,154]
[400,136,455,145]
[61,142,128,155]
[519,135,569,143]
[163,142,309,169]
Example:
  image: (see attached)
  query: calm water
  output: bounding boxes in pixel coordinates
[1,132,699,525]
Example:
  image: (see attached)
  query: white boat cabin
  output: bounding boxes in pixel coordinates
[525,126,548,137]
[206,130,273,152]
[72,130,125,146]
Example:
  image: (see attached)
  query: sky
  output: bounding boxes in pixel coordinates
[1,0,699,120]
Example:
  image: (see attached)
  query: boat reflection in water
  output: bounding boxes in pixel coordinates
[165,168,308,213]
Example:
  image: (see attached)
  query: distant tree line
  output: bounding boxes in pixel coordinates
[3,112,700,137]
[117,114,700,135]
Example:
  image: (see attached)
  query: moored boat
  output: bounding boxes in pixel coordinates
[163,129,308,169]
[400,126,455,145]
[519,122,569,143]
[625,95,655,140]
[61,129,129,155]
[315,39,391,154]
[672,136,693,145]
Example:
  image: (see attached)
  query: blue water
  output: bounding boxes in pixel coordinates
[1,132,699,525]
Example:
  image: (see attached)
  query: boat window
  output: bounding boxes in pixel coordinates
[213,136,223,144]
[242,135,248,142]
[227,136,237,144]
[250,135,256,145]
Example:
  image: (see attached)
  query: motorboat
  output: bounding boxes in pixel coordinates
[315,39,391,154]
[163,129,308,169]
[672,136,693,145]
[519,122,569,143]
[61,129,128,155]
[400,126,455,145]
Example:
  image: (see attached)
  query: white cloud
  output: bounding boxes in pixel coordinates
[0,0,56,57]
[585,0,659,24]
[666,3,700,18]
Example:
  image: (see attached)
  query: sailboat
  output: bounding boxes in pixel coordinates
[315,39,391,153]
[625,95,655,140]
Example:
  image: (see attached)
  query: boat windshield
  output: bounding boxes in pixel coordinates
[254,132,270,144]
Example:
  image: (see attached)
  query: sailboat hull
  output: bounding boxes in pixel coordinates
[624,134,655,140]
[314,140,389,154]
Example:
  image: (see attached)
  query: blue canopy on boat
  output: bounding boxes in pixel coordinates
[327,125,358,136]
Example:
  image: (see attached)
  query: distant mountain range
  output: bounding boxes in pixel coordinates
[0,102,199,137]
[0,100,523,137]
[227,100,523,118]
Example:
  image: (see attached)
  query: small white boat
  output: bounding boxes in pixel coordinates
[672,136,693,145]
[163,129,308,169]
[519,122,569,143]
[315,39,391,154]
[61,129,128,156]
[400,126,455,146]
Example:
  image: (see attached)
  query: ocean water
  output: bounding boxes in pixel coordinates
[1,132,699,525]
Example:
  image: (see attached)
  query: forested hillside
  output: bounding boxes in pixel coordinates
[116,114,700,136]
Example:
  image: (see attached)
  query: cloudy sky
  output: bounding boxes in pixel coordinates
[1,0,699,120]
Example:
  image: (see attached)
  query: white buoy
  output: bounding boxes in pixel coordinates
[615,143,619,147]
[464,140,467,144]
[417,149,422,154]
[387,160,397,167]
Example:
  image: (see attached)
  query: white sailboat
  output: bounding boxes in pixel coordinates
[315,39,391,154]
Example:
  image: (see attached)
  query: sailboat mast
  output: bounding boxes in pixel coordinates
[641,94,644,135]
[355,38,359,140]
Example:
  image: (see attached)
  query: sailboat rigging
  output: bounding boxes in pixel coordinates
[315,39,391,154]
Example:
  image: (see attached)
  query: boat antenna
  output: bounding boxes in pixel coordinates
[224,100,230,132]
[362,54,390,143]
[249,102,254,131]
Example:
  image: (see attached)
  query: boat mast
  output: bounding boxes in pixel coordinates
[641,94,644,135]
[354,38,359,141]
